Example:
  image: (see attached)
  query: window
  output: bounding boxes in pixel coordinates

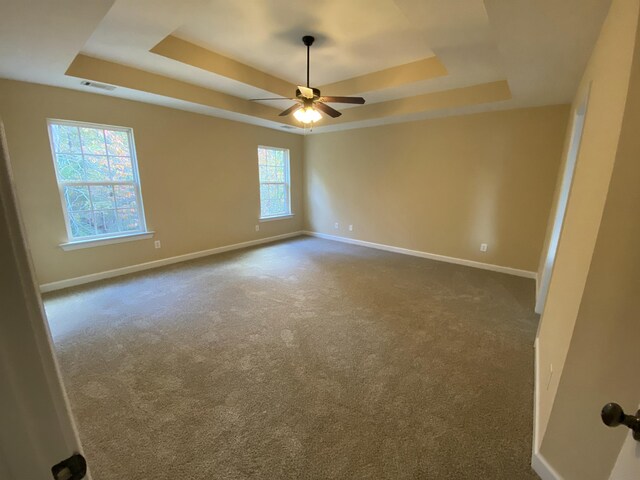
[47,120,147,242]
[258,146,291,219]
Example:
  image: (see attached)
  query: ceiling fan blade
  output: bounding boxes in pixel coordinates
[278,103,302,117]
[319,96,366,104]
[250,97,296,101]
[315,102,342,118]
[297,86,314,99]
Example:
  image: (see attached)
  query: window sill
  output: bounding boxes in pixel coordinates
[59,231,155,251]
[259,214,295,222]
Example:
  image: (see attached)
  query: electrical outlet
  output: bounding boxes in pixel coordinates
[480,243,488,252]
[334,222,339,229]
[154,240,161,249]
[348,224,353,232]
[255,225,260,232]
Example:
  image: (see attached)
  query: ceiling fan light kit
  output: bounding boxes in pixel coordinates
[294,106,322,123]
[250,35,366,126]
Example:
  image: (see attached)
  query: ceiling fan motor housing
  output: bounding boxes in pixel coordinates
[296,87,321,99]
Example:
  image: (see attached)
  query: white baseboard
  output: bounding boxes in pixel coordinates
[532,450,563,480]
[40,231,304,293]
[304,231,537,279]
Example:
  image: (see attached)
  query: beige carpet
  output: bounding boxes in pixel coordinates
[44,236,540,479]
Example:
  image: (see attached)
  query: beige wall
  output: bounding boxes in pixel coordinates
[304,106,569,272]
[0,79,569,286]
[538,0,640,477]
[535,0,639,454]
[0,79,304,285]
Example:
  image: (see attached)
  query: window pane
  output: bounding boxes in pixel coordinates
[258,147,290,218]
[64,186,91,211]
[258,148,266,165]
[94,209,119,235]
[260,185,269,217]
[258,154,286,182]
[51,124,81,154]
[105,130,130,156]
[69,211,95,238]
[114,185,137,209]
[259,148,284,167]
[48,122,147,241]
[259,164,280,182]
[80,127,107,155]
[109,155,134,181]
[55,154,84,181]
[260,183,288,217]
[117,208,140,231]
[89,185,115,210]
[275,164,285,181]
[84,155,110,181]
[271,152,284,167]
[274,184,287,214]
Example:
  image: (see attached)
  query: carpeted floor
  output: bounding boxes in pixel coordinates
[44,236,541,479]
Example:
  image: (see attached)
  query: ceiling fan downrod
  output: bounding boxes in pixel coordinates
[302,35,314,88]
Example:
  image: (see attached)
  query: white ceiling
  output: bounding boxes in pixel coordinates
[175,0,435,86]
[0,0,612,134]
[0,0,114,83]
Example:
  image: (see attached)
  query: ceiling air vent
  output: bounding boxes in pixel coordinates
[80,80,116,91]
[280,125,296,130]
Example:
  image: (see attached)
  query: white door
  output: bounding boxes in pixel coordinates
[0,121,90,479]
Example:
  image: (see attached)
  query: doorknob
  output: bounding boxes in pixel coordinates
[601,403,640,441]
[51,453,87,479]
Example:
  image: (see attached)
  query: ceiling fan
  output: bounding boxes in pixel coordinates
[250,35,365,124]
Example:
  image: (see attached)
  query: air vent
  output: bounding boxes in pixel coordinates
[280,125,296,129]
[80,80,116,91]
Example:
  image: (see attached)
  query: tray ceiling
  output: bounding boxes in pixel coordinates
[0,0,612,134]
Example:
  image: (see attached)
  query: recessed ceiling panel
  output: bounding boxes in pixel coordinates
[173,0,434,85]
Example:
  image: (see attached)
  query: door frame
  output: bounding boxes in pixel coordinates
[0,120,90,479]
[535,86,591,315]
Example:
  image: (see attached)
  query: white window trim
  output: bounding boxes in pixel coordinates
[47,119,150,246]
[259,214,295,222]
[60,231,155,251]
[258,145,292,220]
